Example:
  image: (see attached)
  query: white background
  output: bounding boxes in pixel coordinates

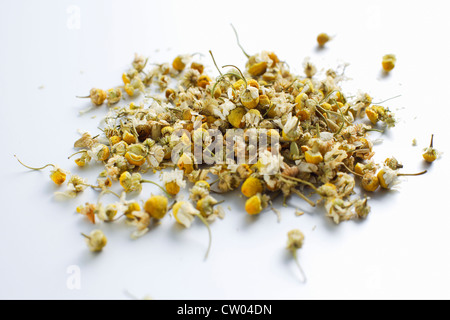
[1,0,450,300]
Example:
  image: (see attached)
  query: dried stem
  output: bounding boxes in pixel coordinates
[81,233,90,240]
[196,214,212,260]
[340,163,364,178]
[230,24,250,58]
[15,155,55,171]
[141,179,172,198]
[397,170,427,177]
[280,174,319,193]
[68,150,87,159]
[222,65,247,87]
[291,249,307,283]
[291,189,316,207]
[372,95,401,104]
[209,50,222,76]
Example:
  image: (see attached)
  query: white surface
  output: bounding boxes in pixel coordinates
[1,0,450,300]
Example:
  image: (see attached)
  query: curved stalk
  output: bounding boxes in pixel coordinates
[230,24,250,58]
[291,189,316,207]
[280,174,320,193]
[397,170,427,177]
[141,179,172,198]
[209,50,222,76]
[291,249,307,283]
[196,214,212,260]
[15,155,55,170]
[68,150,87,159]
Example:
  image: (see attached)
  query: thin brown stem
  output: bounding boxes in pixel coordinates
[397,170,427,177]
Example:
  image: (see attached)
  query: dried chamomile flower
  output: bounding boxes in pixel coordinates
[124,77,145,97]
[82,230,107,252]
[286,229,306,282]
[172,55,189,71]
[382,54,396,72]
[305,149,323,165]
[282,114,302,142]
[55,175,88,198]
[119,172,143,193]
[104,204,118,221]
[74,152,92,167]
[377,167,427,190]
[123,131,137,145]
[15,156,68,185]
[77,88,107,106]
[286,229,304,251]
[196,195,222,218]
[177,153,194,174]
[423,134,439,163]
[317,33,330,47]
[245,193,270,215]
[173,201,199,228]
[317,182,338,198]
[124,201,141,219]
[228,107,246,128]
[241,176,264,198]
[89,144,110,162]
[95,200,119,222]
[77,203,97,224]
[106,88,122,106]
[74,132,97,149]
[191,61,204,74]
[147,144,165,168]
[144,195,168,219]
[361,172,379,192]
[384,157,403,170]
[97,177,113,189]
[118,171,169,196]
[129,210,151,239]
[377,167,399,190]
[125,151,146,166]
[244,109,262,127]
[324,197,356,224]
[353,198,371,219]
[132,54,148,72]
[173,201,212,259]
[240,85,260,109]
[190,180,211,201]
[162,169,186,195]
[303,58,317,78]
[365,105,396,127]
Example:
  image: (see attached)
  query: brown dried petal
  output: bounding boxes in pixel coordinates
[136,124,152,142]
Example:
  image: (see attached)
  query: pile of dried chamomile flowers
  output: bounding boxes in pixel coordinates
[16,29,438,270]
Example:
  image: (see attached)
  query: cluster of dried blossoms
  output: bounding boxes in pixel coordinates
[16,36,438,256]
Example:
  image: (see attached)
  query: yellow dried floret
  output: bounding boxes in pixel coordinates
[144,195,168,220]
